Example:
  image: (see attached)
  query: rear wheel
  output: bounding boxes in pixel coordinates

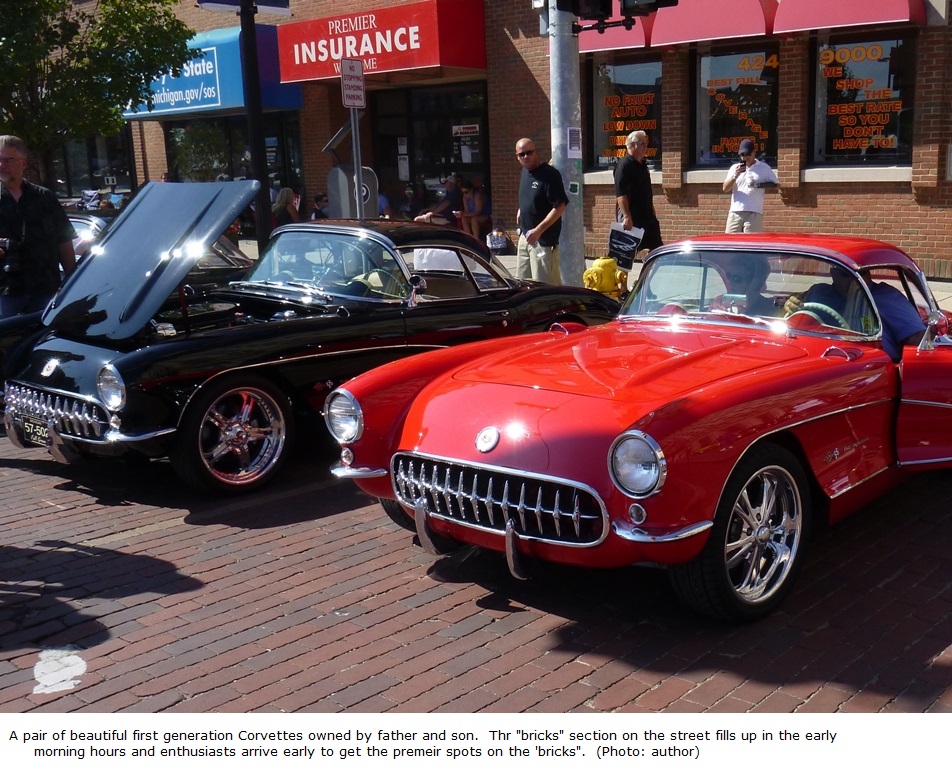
[669,443,810,622]
[171,374,292,494]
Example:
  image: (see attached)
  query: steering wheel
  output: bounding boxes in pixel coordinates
[797,302,849,329]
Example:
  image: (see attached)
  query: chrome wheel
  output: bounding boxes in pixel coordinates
[670,443,811,621]
[173,375,292,493]
[723,464,802,604]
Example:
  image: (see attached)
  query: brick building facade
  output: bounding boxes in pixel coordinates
[127,1,952,277]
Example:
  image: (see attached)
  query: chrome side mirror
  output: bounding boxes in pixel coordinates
[918,311,949,352]
[407,274,427,308]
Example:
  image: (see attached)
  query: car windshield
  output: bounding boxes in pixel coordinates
[244,231,411,300]
[622,250,885,339]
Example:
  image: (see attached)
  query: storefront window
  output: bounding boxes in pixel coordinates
[696,47,779,166]
[165,113,302,194]
[49,133,132,199]
[813,36,914,165]
[592,59,662,170]
[406,86,490,212]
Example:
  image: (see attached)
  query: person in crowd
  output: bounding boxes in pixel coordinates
[397,185,422,220]
[272,187,299,227]
[310,192,330,220]
[378,192,394,219]
[514,137,568,284]
[414,176,462,225]
[614,130,662,254]
[0,135,76,317]
[460,180,492,239]
[723,138,779,233]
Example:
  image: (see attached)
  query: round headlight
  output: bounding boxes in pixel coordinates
[610,432,666,496]
[324,389,363,444]
[97,364,126,412]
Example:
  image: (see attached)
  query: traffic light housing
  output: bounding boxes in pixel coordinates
[619,0,680,15]
[555,0,612,19]
[556,1,679,20]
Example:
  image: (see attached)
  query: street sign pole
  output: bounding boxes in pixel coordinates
[341,59,367,219]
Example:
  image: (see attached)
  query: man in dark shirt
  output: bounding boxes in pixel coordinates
[515,137,568,284]
[0,135,76,317]
[613,130,662,253]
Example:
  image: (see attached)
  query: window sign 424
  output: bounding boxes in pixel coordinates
[736,53,779,71]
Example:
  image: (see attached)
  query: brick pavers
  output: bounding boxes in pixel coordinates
[1,435,951,712]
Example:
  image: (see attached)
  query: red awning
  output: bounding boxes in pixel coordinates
[773,0,926,34]
[579,15,651,54]
[651,0,777,47]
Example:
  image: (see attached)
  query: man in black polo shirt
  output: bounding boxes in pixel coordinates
[0,135,76,317]
[614,130,662,253]
[514,137,568,285]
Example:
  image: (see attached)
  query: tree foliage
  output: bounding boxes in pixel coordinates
[170,123,230,183]
[0,0,195,183]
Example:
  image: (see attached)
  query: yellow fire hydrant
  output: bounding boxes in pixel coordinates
[582,256,628,301]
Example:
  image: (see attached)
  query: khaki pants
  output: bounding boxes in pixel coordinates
[515,235,561,285]
[726,210,764,233]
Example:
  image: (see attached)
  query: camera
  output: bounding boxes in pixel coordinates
[0,236,21,275]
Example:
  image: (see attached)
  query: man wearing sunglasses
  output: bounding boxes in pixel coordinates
[723,138,778,234]
[514,137,568,284]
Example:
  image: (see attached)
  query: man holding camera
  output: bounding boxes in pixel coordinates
[0,135,76,317]
[723,138,779,233]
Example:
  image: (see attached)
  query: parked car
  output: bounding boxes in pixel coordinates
[324,234,952,621]
[0,209,252,394]
[3,180,618,494]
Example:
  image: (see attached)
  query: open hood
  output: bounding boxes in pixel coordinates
[44,180,259,340]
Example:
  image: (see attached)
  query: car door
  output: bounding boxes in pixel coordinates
[894,269,952,467]
[896,343,952,467]
[400,246,515,348]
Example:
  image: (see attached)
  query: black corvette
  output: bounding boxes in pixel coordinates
[3,181,618,494]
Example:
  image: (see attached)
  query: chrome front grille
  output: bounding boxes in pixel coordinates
[5,383,109,440]
[392,453,608,546]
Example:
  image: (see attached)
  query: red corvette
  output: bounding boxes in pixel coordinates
[324,234,952,621]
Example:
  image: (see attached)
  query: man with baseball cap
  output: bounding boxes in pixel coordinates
[723,138,779,233]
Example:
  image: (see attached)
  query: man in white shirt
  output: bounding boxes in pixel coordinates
[723,139,779,233]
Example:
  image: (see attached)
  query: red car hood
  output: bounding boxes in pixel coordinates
[451,321,808,401]
[403,321,815,480]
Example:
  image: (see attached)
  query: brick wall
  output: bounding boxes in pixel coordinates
[135,2,952,274]
[580,25,952,274]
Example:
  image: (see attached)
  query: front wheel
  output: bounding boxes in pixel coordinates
[669,443,811,622]
[171,374,293,494]
[380,498,415,531]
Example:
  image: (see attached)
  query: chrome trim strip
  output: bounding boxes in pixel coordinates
[897,455,952,467]
[330,464,389,479]
[612,520,713,544]
[900,398,952,411]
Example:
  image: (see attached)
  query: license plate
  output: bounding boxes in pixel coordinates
[21,415,50,447]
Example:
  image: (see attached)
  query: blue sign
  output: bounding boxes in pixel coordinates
[124,26,300,118]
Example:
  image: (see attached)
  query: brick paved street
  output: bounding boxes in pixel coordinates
[1,430,951,713]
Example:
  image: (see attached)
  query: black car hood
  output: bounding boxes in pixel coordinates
[44,180,259,341]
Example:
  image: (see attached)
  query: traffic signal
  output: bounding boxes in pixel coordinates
[555,0,612,20]
[555,1,679,20]
[620,0,679,14]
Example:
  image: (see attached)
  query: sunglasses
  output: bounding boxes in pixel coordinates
[727,272,751,284]
[516,149,536,158]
